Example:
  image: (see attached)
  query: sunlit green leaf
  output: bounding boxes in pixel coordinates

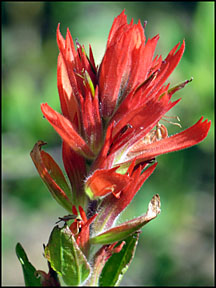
[15,243,42,287]
[99,233,140,286]
[44,225,91,286]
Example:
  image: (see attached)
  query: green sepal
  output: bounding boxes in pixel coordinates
[15,242,42,287]
[84,70,95,97]
[44,225,91,286]
[99,233,140,286]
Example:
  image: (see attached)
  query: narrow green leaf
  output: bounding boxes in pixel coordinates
[44,226,91,286]
[15,243,42,287]
[99,233,140,286]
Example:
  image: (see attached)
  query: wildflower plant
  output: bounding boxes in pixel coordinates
[16,10,211,286]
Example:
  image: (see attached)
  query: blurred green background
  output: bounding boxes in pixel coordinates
[2,1,214,286]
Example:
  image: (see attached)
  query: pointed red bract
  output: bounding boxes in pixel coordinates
[67,205,98,256]
[92,163,158,233]
[85,167,132,199]
[62,141,87,208]
[30,141,72,212]
[57,52,80,128]
[99,19,147,118]
[41,103,95,159]
[127,117,211,162]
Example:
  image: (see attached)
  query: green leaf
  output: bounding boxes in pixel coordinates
[15,243,42,287]
[90,194,161,245]
[44,225,91,286]
[99,233,140,286]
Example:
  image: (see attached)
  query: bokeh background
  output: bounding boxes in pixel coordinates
[2,1,214,286]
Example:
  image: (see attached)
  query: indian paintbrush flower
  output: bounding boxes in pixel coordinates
[28,10,211,286]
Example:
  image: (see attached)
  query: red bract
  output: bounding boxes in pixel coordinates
[69,205,98,256]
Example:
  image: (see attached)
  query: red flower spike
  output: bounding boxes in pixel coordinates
[30,141,72,212]
[36,10,210,261]
[26,11,213,288]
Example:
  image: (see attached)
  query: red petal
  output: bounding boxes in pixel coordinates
[113,41,185,126]
[57,53,80,129]
[89,44,97,73]
[92,163,157,232]
[111,94,180,154]
[128,117,211,161]
[149,41,185,94]
[56,23,65,50]
[81,86,103,154]
[78,206,88,223]
[126,34,160,96]
[30,141,72,212]
[85,167,132,199]
[99,21,146,118]
[106,10,128,47]
[62,141,88,208]
[41,103,95,159]
[57,25,83,111]
[76,213,97,256]
[72,205,78,215]
[91,121,115,171]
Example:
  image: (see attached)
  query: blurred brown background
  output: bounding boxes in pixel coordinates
[2,1,214,286]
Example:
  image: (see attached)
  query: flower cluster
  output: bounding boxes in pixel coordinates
[30,10,211,286]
